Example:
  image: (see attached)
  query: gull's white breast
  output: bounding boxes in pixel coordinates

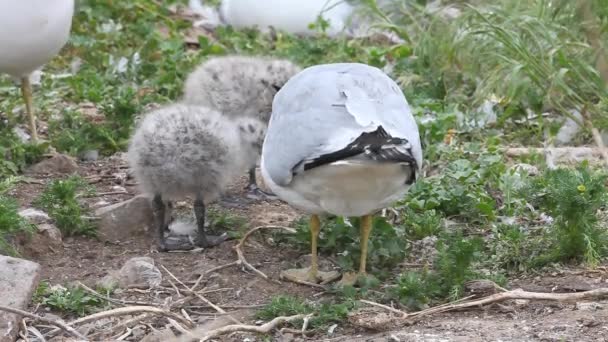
[262,158,413,217]
[0,0,74,77]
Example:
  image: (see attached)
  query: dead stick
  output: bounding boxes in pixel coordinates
[0,305,86,340]
[87,313,150,339]
[78,282,152,306]
[368,286,608,322]
[505,147,603,157]
[360,300,407,317]
[172,314,306,342]
[234,226,296,283]
[190,261,238,292]
[46,306,193,338]
[580,107,608,165]
[160,265,240,324]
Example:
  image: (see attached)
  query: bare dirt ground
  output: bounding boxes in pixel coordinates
[8,155,608,341]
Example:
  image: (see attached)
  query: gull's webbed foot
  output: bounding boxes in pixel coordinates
[245,183,278,201]
[280,267,340,285]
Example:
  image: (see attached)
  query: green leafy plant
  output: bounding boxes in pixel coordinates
[0,194,34,255]
[404,147,505,223]
[525,164,608,266]
[390,230,484,308]
[285,216,406,276]
[34,282,109,316]
[401,208,443,240]
[256,295,356,329]
[34,176,96,236]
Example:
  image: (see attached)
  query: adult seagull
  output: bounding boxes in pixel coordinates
[0,0,75,141]
[261,63,422,285]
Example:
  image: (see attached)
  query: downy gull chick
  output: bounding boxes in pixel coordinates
[127,103,266,251]
[182,55,301,199]
[261,63,423,285]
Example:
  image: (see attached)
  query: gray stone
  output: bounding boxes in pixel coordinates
[117,257,162,289]
[18,208,51,225]
[0,256,41,342]
[96,274,119,291]
[28,154,78,174]
[80,150,99,162]
[140,328,176,342]
[95,195,153,242]
[17,223,63,257]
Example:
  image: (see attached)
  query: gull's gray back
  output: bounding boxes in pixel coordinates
[262,63,422,186]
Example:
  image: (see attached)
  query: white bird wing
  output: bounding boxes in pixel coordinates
[262,63,422,187]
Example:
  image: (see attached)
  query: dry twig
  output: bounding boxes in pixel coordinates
[87,313,150,339]
[234,225,296,283]
[160,265,237,324]
[0,305,86,340]
[363,285,608,323]
[172,314,306,342]
[78,282,152,306]
[45,306,193,338]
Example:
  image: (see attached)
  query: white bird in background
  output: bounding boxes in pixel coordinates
[219,0,355,37]
[261,63,422,285]
[0,0,75,142]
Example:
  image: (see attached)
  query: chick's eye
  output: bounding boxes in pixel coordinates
[271,84,281,92]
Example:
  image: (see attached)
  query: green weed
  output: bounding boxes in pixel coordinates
[525,164,608,266]
[256,295,356,329]
[401,208,443,240]
[207,207,248,238]
[34,176,96,236]
[34,281,109,316]
[0,195,34,255]
[286,216,406,277]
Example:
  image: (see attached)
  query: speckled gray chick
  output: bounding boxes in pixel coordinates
[127,103,265,251]
[182,55,301,197]
[182,55,301,124]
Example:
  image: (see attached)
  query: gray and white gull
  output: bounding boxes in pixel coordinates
[261,63,422,285]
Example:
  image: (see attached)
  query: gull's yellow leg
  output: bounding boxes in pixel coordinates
[20,76,38,142]
[339,214,374,286]
[280,214,340,285]
[309,214,321,279]
[358,214,373,275]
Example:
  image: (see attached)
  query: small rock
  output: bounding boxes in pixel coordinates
[576,302,604,311]
[16,210,63,256]
[140,329,176,342]
[389,334,401,342]
[0,256,41,342]
[20,223,63,257]
[111,185,127,193]
[92,199,110,208]
[95,195,154,242]
[97,274,120,291]
[555,110,583,146]
[29,153,78,174]
[117,257,162,289]
[80,149,99,162]
[18,208,51,225]
[12,127,30,143]
[279,333,295,342]
[510,163,540,177]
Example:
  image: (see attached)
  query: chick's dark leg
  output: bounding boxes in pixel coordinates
[194,193,227,248]
[152,194,168,252]
[245,167,278,201]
